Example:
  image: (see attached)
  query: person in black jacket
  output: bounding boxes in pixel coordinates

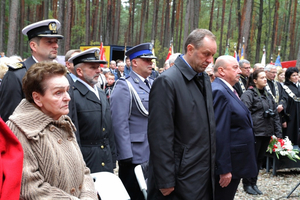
[241,69,282,195]
[281,67,300,146]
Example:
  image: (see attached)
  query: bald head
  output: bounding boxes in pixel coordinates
[214,55,241,86]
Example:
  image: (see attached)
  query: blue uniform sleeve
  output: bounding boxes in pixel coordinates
[110,79,133,160]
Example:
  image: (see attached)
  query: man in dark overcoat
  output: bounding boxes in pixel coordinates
[68,48,116,173]
[147,29,217,199]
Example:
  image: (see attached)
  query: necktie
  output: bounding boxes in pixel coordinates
[144,79,150,89]
[233,89,240,99]
[195,75,204,94]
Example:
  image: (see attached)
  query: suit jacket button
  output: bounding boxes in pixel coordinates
[101,145,104,149]
[103,128,105,131]
[102,162,105,166]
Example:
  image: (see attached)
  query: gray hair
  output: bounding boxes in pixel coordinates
[184,29,216,54]
[65,49,81,62]
[253,63,264,70]
[168,53,181,65]
[117,62,125,67]
[264,64,277,72]
[238,59,250,68]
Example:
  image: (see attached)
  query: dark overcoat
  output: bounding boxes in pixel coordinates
[73,80,116,173]
[147,56,216,200]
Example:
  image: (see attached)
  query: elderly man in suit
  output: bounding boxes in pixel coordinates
[212,55,257,200]
[110,43,156,200]
[68,48,116,173]
[147,29,217,199]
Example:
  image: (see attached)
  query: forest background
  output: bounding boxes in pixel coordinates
[1,0,300,68]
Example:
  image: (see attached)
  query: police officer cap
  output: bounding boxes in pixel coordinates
[22,19,64,40]
[68,47,107,66]
[125,43,157,61]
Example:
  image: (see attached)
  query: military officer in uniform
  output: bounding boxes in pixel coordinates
[110,43,156,200]
[68,48,116,173]
[0,19,63,121]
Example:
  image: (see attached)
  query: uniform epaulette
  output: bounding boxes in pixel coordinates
[8,62,24,70]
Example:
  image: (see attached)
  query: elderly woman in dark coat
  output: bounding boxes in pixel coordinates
[281,67,300,146]
[6,62,97,199]
[240,69,282,195]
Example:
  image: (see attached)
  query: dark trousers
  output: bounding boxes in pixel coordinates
[243,136,270,186]
[215,176,240,200]
[119,162,144,200]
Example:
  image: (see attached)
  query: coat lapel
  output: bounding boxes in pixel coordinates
[216,78,249,113]
[74,81,102,105]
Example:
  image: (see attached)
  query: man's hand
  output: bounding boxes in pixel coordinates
[277,105,284,113]
[219,173,232,188]
[282,122,287,128]
[160,187,174,196]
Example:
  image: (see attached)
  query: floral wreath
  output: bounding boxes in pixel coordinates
[267,135,300,162]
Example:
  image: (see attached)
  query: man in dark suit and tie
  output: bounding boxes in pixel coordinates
[148,29,217,199]
[212,55,257,200]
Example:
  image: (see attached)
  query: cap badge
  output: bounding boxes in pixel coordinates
[49,22,58,33]
[95,49,100,60]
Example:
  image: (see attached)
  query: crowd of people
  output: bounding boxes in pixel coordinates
[1,19,300,200]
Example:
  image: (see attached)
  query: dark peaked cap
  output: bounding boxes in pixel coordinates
[125,43,157,61]
[68,47,107,66]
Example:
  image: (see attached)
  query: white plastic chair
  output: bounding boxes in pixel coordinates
[134,165,147,200]
[91,172,130,200]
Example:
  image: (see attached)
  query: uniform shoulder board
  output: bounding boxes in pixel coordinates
[8,62,24,70]
[124,74,130,79]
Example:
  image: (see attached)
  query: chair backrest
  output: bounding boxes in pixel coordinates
[134,165,147,200]
[91,172,130,200]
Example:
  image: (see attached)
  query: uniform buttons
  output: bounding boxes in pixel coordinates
[67,137,73,141]
[78,184,82,190]
[102,128,105,131]
[70,187,76,194]
[101,145,104,149]
[57,138,63,144]
[102,162,105,166]
[49,125,55,132]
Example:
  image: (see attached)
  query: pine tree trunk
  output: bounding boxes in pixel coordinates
[0,0,5,53]
[209,0,215,31]
[219,0,226,56]
[85,0,90,45]
[7,0,19,56]
[255,0,263,63]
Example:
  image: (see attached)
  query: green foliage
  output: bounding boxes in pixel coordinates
[153,39,168,68]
